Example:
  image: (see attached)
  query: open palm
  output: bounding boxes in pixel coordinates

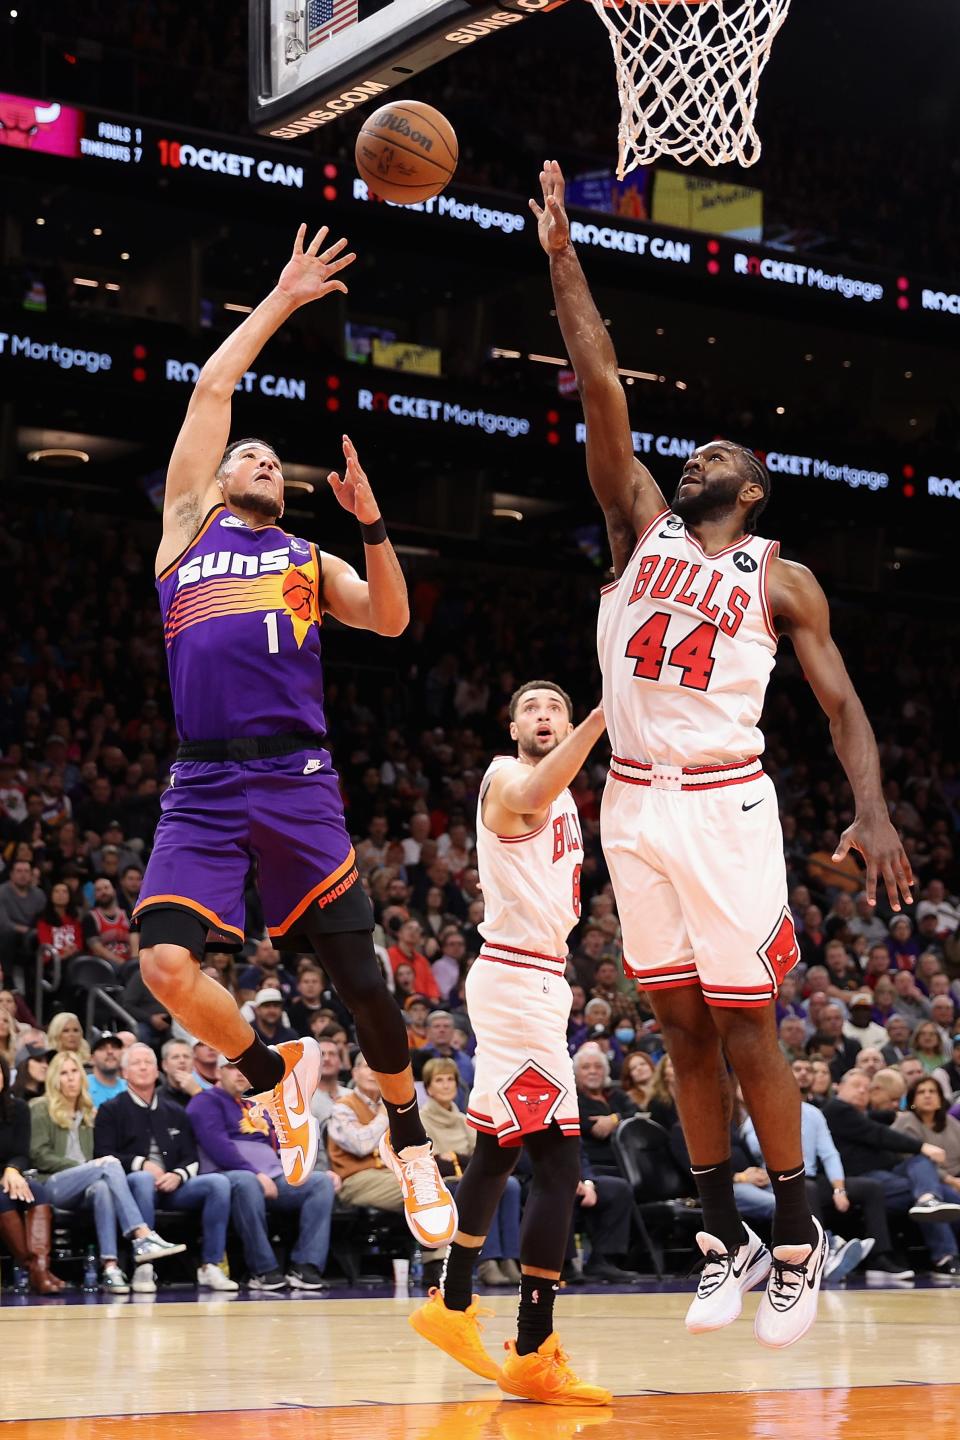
[277,223,356,307]
[328,435,380,523]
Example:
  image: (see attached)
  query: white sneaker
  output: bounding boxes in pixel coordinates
[197,1263,239,1292]
[131,1263,157,1294]
[250,1038,322,1186]
[685,1225,771,1333]
[378,1133,458,1249]
[754,1216,827,1349]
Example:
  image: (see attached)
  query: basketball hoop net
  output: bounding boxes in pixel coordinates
[584,0,793,176]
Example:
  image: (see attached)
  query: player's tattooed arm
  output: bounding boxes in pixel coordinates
[770,557,913,912]
[487,705,606,828]
[531,161,667,576]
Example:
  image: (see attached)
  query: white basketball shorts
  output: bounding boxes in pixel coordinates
[601,759,797,1008]
[465,948,581,1146]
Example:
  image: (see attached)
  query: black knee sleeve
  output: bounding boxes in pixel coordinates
[311,929,410,1075]
[451,1131,521,1237]
[520,1128,582,1272]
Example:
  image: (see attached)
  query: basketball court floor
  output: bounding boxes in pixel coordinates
[4,1284,958,1439]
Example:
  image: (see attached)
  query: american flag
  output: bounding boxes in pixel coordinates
[307,0,359,50]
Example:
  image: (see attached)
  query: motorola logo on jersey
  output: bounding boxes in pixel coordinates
[733,551,758,573]
[176,547,291,588]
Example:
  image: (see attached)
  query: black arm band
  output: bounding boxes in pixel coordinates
[360,516,388,545]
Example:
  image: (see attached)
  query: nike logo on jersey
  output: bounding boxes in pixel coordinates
[303,759,324,774]
[742,798,764,812]
[658,529,680,540]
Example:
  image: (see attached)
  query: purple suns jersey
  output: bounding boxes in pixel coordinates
[158,504,327,740]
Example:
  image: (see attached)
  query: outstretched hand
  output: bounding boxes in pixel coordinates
[529,159,571,255]
[833,814,913,911]
[277,223,356,307]
[327,435,381,524]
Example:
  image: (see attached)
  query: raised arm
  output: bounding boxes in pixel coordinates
[158,224,355,573]
[531,161,667,575]
[320,435,409,637]
[770,558,913,911]
[484,705,606,833]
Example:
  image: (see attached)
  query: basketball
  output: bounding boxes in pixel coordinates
[355,100,458,205]
[282,568,314,619]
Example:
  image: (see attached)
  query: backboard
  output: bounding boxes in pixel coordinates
[248,0,570,139]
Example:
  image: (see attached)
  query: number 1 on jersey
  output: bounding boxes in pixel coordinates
[625,611,717,691]
[263,611,280,654]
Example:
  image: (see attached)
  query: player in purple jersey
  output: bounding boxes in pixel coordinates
[134,225,456,1248]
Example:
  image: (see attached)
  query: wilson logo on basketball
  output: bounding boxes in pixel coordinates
[376,112,434,153]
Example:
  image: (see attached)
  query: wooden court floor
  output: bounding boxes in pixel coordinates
[2,1289,958,1440]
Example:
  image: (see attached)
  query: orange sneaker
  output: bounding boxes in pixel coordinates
[497,1334,613,1407]
[378,1133,458,1248]
[409,1287,500,1380]
[250,1038,320,1185]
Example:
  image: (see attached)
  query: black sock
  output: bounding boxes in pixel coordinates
[440,1242,481,1312]
[516,1272,558,1356]
[230,1036,284,1092]
[769,1164,818,1250]
[689,1157,747,1253]
[383,1095,427,1152]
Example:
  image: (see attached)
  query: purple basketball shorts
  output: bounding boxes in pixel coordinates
[134,747,371,946]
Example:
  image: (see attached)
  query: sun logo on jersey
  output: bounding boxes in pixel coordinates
[280,562,319,648]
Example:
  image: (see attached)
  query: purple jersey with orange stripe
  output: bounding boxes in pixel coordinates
[159,503,326,740]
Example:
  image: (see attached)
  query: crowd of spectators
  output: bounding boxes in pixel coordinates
[0,498,959,1292]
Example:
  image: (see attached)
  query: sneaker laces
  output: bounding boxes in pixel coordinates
[402,1150,443,1206]
[543,1342,579,1388]
[691,1248,732,1298]
[464,1298,495,1328]
[255,1093,288,1145]
[766,1258,808,1312]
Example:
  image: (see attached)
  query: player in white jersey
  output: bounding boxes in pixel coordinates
[410,681,611,1406]
[533,161,913,1350]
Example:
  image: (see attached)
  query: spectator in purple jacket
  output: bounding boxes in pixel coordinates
[187,1057,337,1290]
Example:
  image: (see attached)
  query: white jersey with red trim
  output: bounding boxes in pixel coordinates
[597,509,779,768]
[475,756,583,964]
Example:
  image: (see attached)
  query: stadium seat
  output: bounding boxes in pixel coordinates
[612,1116,702,1273]
[66,956,131,1035]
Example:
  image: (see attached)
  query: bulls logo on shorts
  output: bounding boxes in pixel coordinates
[499,1060,567,1133]
[758,907,800,985]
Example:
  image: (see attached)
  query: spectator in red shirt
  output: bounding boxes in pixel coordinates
[387,920,440,1001]
[35,883,85,972]
[82,877,136,968]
